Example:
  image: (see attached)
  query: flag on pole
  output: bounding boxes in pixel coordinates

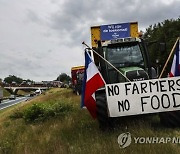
[81,51,105,118]
[169,40,180,77]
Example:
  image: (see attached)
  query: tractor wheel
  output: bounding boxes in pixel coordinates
[96,94,114,130]
[159,111,180,128]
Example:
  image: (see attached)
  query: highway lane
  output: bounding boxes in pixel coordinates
[0,97,29,110]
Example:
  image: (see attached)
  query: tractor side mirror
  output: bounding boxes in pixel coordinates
[151,67,158,79]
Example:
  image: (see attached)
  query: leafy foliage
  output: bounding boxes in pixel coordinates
[10,102,73,123]
[4,75,23,84]
[143,18,180,77]
[56,73,71,83]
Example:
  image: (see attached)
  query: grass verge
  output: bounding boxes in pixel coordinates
[0,88,180,154]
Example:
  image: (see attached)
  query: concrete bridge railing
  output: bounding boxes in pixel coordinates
[4,87,49,95]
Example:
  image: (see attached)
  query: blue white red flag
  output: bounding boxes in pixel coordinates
[169,40,180,77]
[81,51,105,118]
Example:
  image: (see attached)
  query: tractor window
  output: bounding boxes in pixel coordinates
[106,43,144,68]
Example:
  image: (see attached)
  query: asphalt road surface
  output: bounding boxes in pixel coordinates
[0,96,29,110]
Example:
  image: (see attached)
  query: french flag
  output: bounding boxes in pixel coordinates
[81,51,105,118]
[169,40,180,77]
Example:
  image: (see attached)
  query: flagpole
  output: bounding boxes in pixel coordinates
[159,37,180,78]
[82,42,131,82]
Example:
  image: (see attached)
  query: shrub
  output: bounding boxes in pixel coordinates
[52,102,73,116]
[22,102,73,123]
[23,104,45,123]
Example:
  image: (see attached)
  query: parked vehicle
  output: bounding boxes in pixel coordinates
[85,22,172,129]
[71,66,85,95]
[9,95,16,100]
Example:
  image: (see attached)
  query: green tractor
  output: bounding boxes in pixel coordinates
[86,22,179,129]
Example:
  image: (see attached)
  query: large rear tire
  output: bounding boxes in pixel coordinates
[159,111,180,128]
[96,93,114,130]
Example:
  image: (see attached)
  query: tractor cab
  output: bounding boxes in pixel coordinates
[97,37,156,84]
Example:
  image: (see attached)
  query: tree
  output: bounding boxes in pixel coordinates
[143,17,180,77]
[4,75,23,84]
[57,73,71,83]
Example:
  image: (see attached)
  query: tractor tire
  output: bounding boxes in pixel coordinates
[159,111,180,128]
[96,94,114,130]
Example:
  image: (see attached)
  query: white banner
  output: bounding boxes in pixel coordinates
[105,76,180,117]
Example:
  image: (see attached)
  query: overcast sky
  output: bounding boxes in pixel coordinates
[0,0,179,81]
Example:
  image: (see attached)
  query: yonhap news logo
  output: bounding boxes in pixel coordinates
[117,132,180,148]
[117,132,132,148]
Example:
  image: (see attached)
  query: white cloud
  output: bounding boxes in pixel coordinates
[0,0,179,81]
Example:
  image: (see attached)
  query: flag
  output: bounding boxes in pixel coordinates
[169,40,180,77]
[81,51,105,118]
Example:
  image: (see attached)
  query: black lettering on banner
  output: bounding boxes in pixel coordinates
[107,85,120,96]
[132,83,139,94]
[151,95,160,110]
[176,79,180,90]
[149,81,159,92]
[168,79,175,91]
[172,93,180,108]
[141,96,150,112]
[161,94,170,109]
[118,99,130,112]
[114,85,120,95]
[107,85,114,96]
[125,83,131,95]
[159,80,167,92]
[141,82,148,94]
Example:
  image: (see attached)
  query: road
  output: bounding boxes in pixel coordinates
[0,96,29,110]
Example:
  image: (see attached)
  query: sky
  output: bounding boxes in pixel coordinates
[0,0,179,81]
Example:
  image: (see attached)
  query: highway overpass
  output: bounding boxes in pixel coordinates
[4,87,49,95]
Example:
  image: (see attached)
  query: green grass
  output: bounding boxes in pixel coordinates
[0,88,180,154]
[3,88,11,97]
[17,90,31,96]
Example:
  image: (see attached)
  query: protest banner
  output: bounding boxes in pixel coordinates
[105,77,180,117]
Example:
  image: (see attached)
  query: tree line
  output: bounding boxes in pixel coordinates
[143,17,180,77]
[0,73,71,85]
